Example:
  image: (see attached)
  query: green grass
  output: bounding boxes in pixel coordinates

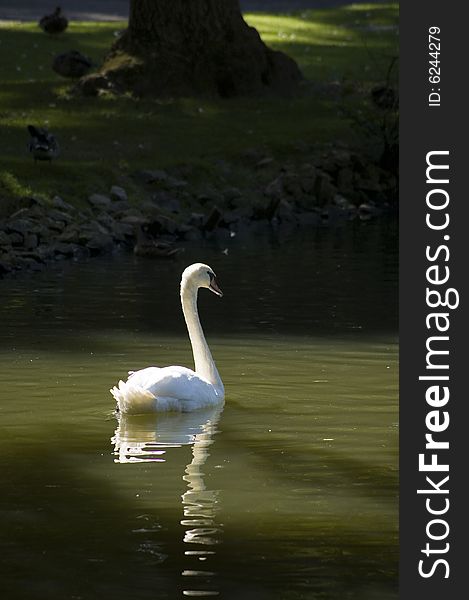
[0,4,398,209]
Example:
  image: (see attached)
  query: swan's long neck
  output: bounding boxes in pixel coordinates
[181,282,223,393]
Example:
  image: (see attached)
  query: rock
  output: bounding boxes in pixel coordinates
[176,224,192,237]
[15,256,44,271]
[0,231,11,246]
[35,244,54,261]
[110,185,128,202]
[139,200,166,218]
[110,222,134,241]
[256,157,274,169]
[242,148,265,163]
[333,194,349,209]
[23,233,39,250]
[358,203,380,220]
[319,149,351,173]
[85,233,114,255]
[53,242,78,257]
[44,216,66,232]
[33,222,54,241]
[7,208,30,220]
[265,176,284,199]
[301,173,317,195]
[225,193,251,213]
[88,194,112,210]
[9,205,44,221]
[7,232,24,246]
[108,200,131,215]
[356,176,381,194]
[72,245,92,260]
[6,218,33,234]
[165,176,188,190]
[48,209,74,225]
[151,192,181,214]
[276,199,297,223]
[189,212,205,227]
[27,196,46,209]
[336,167,354,194]
[138,169,169,184]
[264,197,281,221]
[0,259,12,276]
[31,206,48,220]
[203,206,222,232]
[283,174,302,198]
[58,227,80,244]
[96,213,117,230]
[314,172,336,206]
[197,189,224,206]
[147,215,180,235]
[120,214,149,226]
[78,221,112,244]
[16,250,44,263]
[223,187,243,203]
[52,195,75,212]
[140,169,187,189]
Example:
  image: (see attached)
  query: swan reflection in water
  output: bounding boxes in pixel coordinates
[111,406,224,597]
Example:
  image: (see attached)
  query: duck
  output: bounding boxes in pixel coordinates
[133,225,183,259]
[27,125,60,162]
[39,7,68,35]
[111,263,224,414]
[371,85,397,110]
[52,50,93,79]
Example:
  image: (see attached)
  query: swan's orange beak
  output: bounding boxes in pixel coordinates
[209,278,223,297]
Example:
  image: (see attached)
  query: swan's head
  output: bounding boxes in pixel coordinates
[181,263,223,297]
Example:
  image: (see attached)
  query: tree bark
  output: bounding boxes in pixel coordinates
[79,0,301,97]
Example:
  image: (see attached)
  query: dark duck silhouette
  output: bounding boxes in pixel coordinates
[53,51,93,78]
[27,125,60,163]
[39,7,68,35]
[133,226,183,259]
[371,85,398,110]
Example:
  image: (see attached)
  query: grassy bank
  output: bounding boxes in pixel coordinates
[0,3,398,212]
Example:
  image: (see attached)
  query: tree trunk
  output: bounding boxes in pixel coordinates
[79,0,301,97]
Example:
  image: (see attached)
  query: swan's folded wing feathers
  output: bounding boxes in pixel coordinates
[111,378,157,414]
[112,365,222,414]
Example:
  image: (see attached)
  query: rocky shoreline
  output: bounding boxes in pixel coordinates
[0,145,397,277]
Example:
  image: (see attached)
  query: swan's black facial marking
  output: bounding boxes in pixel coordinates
[207,271,223,297]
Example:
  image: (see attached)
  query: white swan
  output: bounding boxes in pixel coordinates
[111,263,225,414]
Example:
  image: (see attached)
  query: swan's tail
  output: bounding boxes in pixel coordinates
[110,380,157,415]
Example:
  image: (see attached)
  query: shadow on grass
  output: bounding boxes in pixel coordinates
[0,5,398,201]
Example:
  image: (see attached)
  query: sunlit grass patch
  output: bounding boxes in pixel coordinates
[0,4,398,207]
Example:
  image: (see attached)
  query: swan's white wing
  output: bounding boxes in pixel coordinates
[111,366,223,414]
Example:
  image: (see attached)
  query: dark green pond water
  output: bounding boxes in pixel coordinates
[0,220,398,600]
